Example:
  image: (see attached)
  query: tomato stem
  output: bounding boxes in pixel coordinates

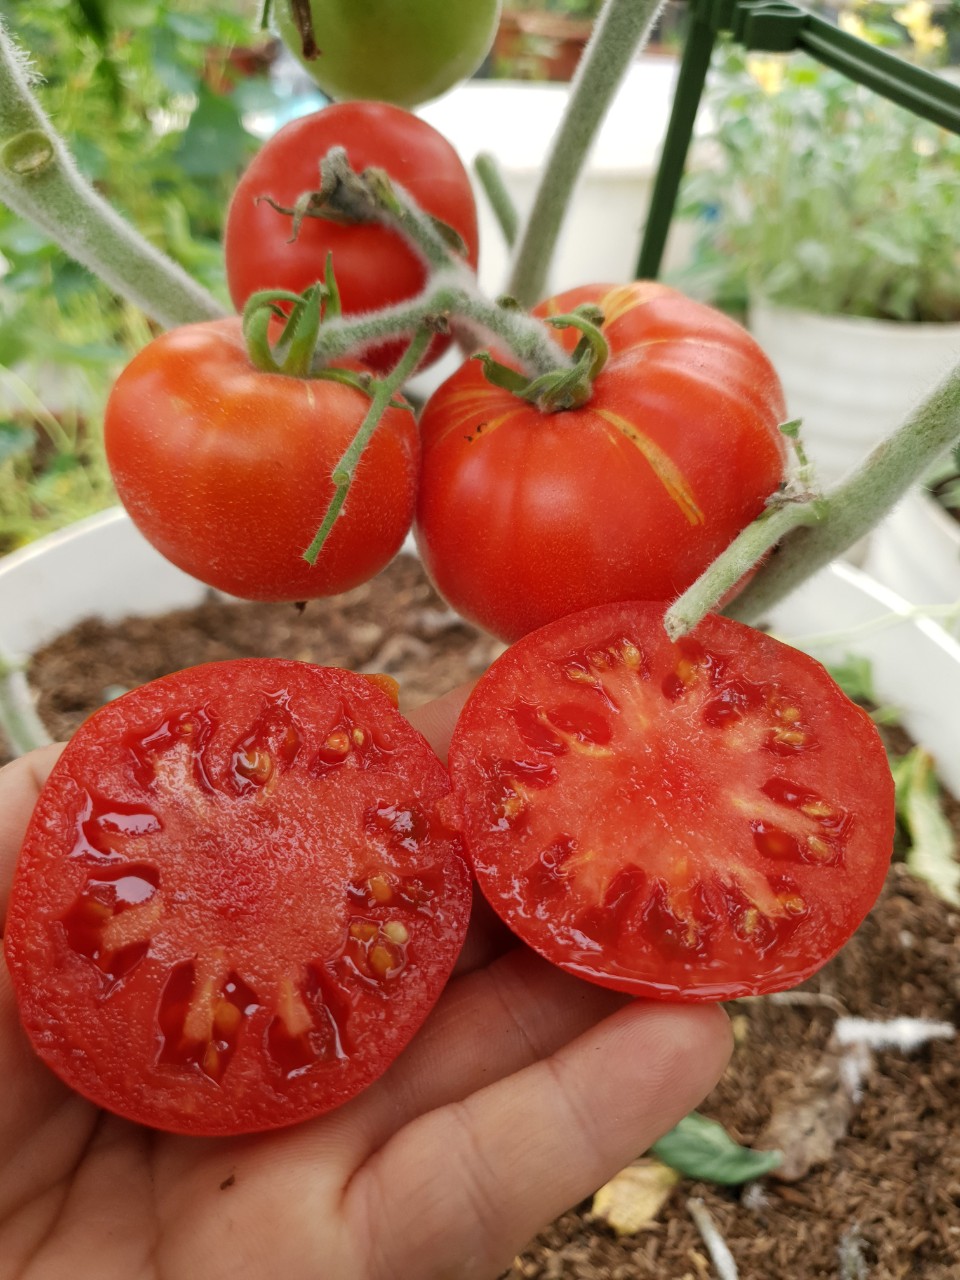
[507,0,668,307]
[473,152,519,248]
[302,329,428,566]
[667,356,960,637]
[0,23,224,328]
[473,304,609,411]
[258,148,574,379]
[664,483,822,640]
[309,280,573,381]
[0,652,53,756]
[288,0,319,59]
[723,364,960,625]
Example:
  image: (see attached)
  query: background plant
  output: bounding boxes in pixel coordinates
[673,3,960,322]
[0,0,280,552]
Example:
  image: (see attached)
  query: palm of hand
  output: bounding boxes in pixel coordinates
[0,715,730,1280]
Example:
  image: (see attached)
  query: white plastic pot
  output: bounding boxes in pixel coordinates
[863,487,960,631]
[749,302,960,488]
[3,508,960,799]
[418,58,695,300]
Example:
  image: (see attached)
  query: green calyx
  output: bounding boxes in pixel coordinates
[256,149,468,259]
[477,304,609,413]
[240,263,406,407]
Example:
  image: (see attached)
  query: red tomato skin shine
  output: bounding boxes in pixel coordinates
[224,101,480,372]
[446,601,896,1002]
[415,282,789,642]
[4,660,471,1136]
[105,318,419,602]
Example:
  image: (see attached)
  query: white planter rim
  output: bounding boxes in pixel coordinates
[4,511,960,795]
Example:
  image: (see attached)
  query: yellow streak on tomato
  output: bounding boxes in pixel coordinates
[431,402,527,449]
[594,408,704,526]
[598,282,666,327]
[538,709,615,758]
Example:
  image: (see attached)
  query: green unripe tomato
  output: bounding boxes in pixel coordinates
[274,0,502,108]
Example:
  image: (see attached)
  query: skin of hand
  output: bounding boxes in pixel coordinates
[0,685,731,1280]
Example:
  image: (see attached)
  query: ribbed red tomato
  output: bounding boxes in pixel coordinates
[104,317,418,602]
[415,282,789,642]
[4,660,471,1135]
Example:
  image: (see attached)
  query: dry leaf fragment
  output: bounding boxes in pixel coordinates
[590,1158,680,1235]
[754,1041,872,1181]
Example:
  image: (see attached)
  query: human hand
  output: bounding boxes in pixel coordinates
[0,687,731,1280]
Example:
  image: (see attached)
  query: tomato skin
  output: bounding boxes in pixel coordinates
[224,102,480,373]
[446,601,895,1001]
[4,659,471,1136]
[104,317,418,602]
[415,282,789,642]
[273,0,502,108]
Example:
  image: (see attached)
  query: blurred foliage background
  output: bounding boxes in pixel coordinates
[2,0,958,554]
[0,0,280,553]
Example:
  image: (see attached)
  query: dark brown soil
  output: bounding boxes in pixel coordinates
[9,551,960,1279]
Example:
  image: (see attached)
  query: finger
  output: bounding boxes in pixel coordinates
[338,944,627,1163]
[0,745,64,924]
[403,680,473,764]
[452,887,517,977]
[348,1001,732,1280]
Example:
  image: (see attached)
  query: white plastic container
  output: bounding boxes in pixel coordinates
[749,302,960,488]
[4,510,960,799]
[864,487,960,631]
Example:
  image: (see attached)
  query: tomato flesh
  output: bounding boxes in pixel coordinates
[446,603,895,1001]
[4,660,471,1135]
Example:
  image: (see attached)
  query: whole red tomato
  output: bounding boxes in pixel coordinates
[415,282,789,642]
[224,102,480,373]
[104,318,418,602]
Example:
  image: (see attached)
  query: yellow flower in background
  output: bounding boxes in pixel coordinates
[747,54,785,94]
[839,10,870,40]
[893,0,946,57]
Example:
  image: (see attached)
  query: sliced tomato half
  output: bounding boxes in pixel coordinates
[446,602,895,1001]
[4,660,470,1135]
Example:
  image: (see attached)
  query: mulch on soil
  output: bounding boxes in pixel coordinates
[8,551,960,1279]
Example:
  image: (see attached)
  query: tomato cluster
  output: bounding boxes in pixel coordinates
[7,37,898,1139]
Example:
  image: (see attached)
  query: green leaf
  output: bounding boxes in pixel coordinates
[826,655,877,703]
[173,88,254,179]
[650,1113,783,1186]
[826,656,900,726]
[0,422,33,463]
[892,748,960,907]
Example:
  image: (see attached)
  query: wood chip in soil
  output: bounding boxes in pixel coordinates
[8,551,960,1279]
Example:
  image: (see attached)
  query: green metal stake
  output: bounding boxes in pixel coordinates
[635,0,960,283]
[635,13,717,280]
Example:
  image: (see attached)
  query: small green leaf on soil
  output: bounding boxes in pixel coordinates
[892,747,960,906]
[651,1112,783,1185]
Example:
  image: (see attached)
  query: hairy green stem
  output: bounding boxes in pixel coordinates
[664,491,822,639]
[303,329,431,565]
[727,364,960,624]
[309,273,571,378]
[0,20,224,328]
[0,655,52,756]
[665,364,960,637]
[474,152,519,248]
[506,0,667,307]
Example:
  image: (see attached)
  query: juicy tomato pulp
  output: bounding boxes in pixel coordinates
[446,603,895,1000]
[4,660,471,1135]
